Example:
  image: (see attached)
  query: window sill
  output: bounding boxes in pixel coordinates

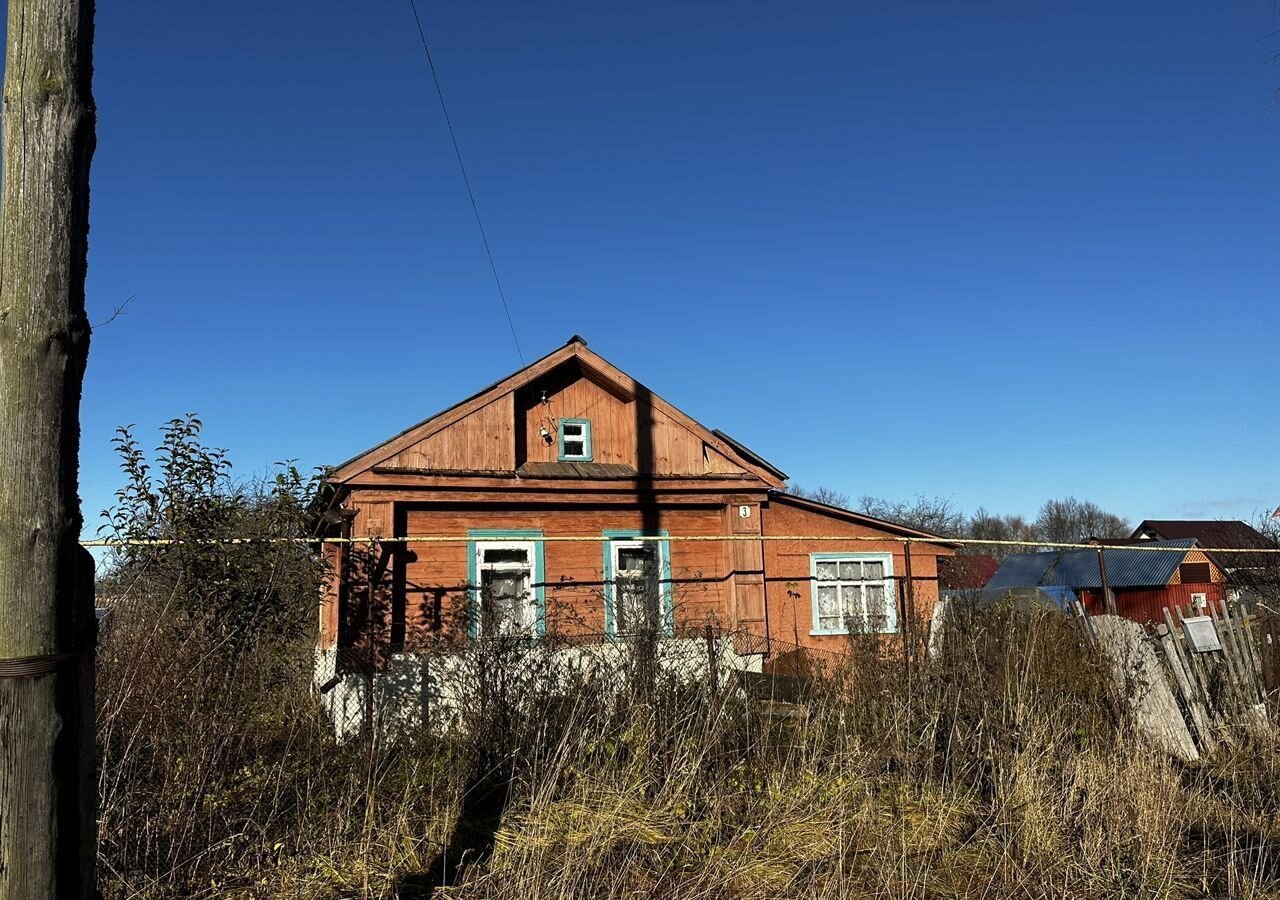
[809,629,898,637]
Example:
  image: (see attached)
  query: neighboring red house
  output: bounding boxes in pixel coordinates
[316,337,954,689]
[1131,519,1274,581]
[984,538,1227,624]
[938,555,1000,591]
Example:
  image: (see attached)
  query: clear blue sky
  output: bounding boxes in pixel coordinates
[11,1,1280,533]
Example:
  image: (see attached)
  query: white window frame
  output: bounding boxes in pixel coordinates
[809,552,897,636]
[557,418,592,462]
[474,540,538,635]
[606,537,672,636]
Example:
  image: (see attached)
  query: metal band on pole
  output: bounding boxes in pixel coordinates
[0,653,74,678]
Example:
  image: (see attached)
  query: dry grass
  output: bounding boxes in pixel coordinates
[96,596,1280,900]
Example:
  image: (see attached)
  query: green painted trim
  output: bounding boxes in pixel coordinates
[467,529,545,537]
[602,529,672,637]
[467,538,478,639]
[557,418,593,462]
[661,538,674,633]
[808,551,897,636]
[535,538,547,635]
[602,539,614,635]
[467,529,546,638]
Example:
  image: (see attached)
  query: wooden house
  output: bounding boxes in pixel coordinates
[984,539,1227,624]
[1131,519,1275,587]
[316,336,954,688]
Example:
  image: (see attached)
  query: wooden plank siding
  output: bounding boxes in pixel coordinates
[318,540,342,651]
[382,393,515,472]
[761,499,946,653]
[519,372,634,467]
[395,505,732,643]
[323,492,955,660]
[726,500,766,626]
[342,484,766,503]
[517,370,758,476]
[358,368,764,481]
[1078,582,1227,626]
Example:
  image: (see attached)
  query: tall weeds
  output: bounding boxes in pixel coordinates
[93,421,1280,898]
[95,592,1280,899]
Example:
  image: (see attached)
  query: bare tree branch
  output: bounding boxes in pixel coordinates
[91,294,135,331]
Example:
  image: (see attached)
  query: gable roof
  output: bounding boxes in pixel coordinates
[986,539,1196,591]
[711,429,787,482]
[1132,519,1274,570]
[769,491,958,548]
[329,336,788,485]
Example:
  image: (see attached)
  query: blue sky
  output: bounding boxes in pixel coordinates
[13,1,1280,533]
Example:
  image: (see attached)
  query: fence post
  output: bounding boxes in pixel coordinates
[1207,599,1244,702]
[1259,607,1279,712]
[705,623,718,704]
[902,541,914,685]
[1158,611,1216,754]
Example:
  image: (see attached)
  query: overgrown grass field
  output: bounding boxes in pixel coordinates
[96,595,1280,900]
[94,420,1280,899]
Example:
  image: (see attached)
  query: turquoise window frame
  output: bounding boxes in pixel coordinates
[467,529,546,639]
[557,418,593,462]
[602,529,673,637]
[809,551,897,636]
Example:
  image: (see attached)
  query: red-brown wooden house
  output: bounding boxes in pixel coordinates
[316,337,953,711]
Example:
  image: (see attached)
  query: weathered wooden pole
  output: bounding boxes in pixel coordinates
[902,540,917,691]
[1097,547,1116,616]
[0,0,98,897]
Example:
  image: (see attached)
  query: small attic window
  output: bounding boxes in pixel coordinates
[1180,562,1212,584]
[557,419,592,462]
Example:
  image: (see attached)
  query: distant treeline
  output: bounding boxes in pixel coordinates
[786,487,1128,558]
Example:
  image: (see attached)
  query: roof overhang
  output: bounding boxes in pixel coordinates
[769,491,960,549]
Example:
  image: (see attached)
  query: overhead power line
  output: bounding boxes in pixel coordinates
[78,534,1280,551]
[406,0,524,365]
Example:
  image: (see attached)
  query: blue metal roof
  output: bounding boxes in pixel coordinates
[985,539,1195,591]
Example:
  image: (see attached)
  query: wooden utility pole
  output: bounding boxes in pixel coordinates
[901,540,914,679]
[0,1,98,898]
[1097,547,1116,616]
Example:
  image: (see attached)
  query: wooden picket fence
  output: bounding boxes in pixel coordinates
[1149,598,1270,754]
[1259,605,1280,698]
